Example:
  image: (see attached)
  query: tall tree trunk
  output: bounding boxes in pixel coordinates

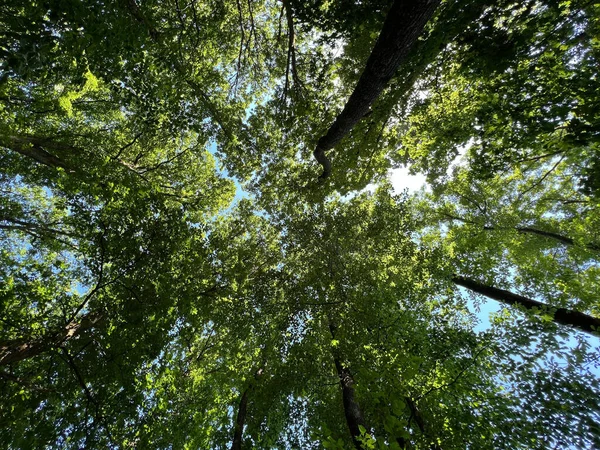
[0,313,103,366]
[328,321,367,449]
[313,0,441,179]
[231,387,250,450]
[230,367,263,450]
[516,226,599,251]
[333,357,367,449]
[453,276,600,336]
[1,133,156,183]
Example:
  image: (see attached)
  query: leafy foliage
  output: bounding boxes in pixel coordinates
[1,0,599,449]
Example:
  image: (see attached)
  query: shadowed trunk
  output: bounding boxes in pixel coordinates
[1,133,158,183]
[329,321,367,449]
[0,135,73,171]
[231,388,250,450]
[314,0,441,179]
[333,357,367,449]
[0,313,103,366]
[231,367,263,450]
[453,276,600,336]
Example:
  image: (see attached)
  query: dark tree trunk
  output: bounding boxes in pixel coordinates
[0,313,103,366]
[313,0,441,178]
[231,387,250,450]
[514,226,578,246]
[1,135,73,171]
[404,397,442,449]
[1,134,158,182]
[230,367,263,450]
[328,321,367,449]
[453,276,600,336]
[333,357,367,449]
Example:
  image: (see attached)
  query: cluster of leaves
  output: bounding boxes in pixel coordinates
[1,0,599,449]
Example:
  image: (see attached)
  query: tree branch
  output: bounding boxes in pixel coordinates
[453,276,600,336]
[313,0,441,179]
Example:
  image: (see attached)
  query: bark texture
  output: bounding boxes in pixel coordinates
[479,224,600,251]
[333,357,367,449]
[0,313,103,366]
[313,0,441,178]
[231,388,249,450]
[453,276,600,336]
[329,321,367,449]
[230,367,263,450]
[1,135,73,170]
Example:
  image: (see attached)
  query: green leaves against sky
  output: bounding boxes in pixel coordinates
[0,0,599,448]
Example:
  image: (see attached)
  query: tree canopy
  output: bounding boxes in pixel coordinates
[1,0,599,448]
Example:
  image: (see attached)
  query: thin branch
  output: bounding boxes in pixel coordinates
[518,155,565,200]
[299,300,346,307]
[0,216,81,238]
[358,117,390,184]
[190,0,202,49]
[0,224,80,250]
[246,0,257,48]
[111,132,142,161]
[66,227,107,325]
[125,0,158,38]
[418,346,488,400]
[138,146,193,174]
[234,0,247,94]
[439,212,478,225]
[60,348,115,444]
[515,149,565,163]
[277,4,284,43]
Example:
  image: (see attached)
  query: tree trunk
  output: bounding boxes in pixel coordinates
[230,367,263,450]
[0,313,103,366]
[313,0,441,179]
[231,387,250,450]
[333,357,368,449]
[328,321,367,449]
[404,397,442,450]
[0,135,73,171]
[453,276,600,336]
